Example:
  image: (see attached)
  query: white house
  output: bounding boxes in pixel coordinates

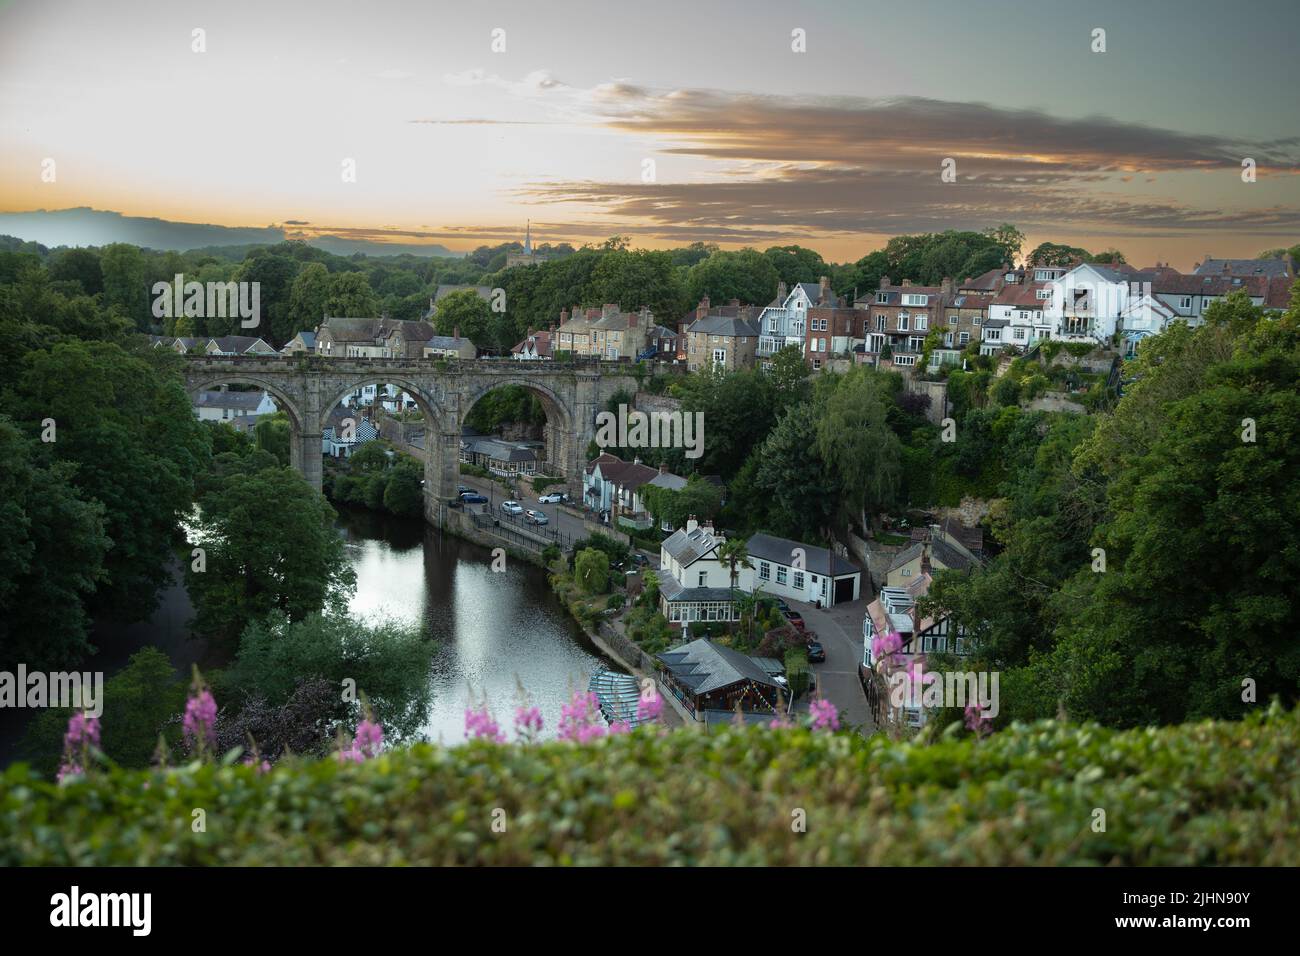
[658,518,754,625]
[745,533,862,608]
[193,389,278,422]
[322,417,380,458]
[1118,293,1179,357]
[987,282,1052,351]
[583,453,687,529]
[1042,263,1137,343]
[204,335,278,356]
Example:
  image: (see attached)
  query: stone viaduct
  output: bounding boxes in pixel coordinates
[182,355,640,526]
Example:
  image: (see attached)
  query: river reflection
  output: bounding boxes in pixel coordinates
[336,508,617,743]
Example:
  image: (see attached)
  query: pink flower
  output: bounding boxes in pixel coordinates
[354,717,384,757]
[809,698,840,732]
[336,745,364,764]
[182,688,217,748]
[63,712,100,750]
[964,704,993,738]
[56,761,83,784]
[514,706,543,740]
[464,706,505,742]
[768,712,794,729]
[636,689,663,723]
[558,691,606,742]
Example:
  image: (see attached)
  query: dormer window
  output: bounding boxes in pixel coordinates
[876,291,889,304]
[901,293,928,306]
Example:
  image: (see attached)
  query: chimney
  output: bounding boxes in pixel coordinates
[777,280,788,301]
[1222,262,1232,275]
[920,542,932,574]
[697,295,710,320]
[602,303,618,319]
[819,275,830,304]
[941,276,955,297]
[686,514,699,534]
[628,310,639,327]
[560,308,569,323]
[659,462,668,475]
[901,279,912,288]
[453,325,460,340]
[880,276,892,290]
[633,456,641,466]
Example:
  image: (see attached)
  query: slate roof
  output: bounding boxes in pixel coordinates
[745,532,859,578]
[1195,258,1292,279]
[661,525,721,566]
[195,390,270,411]
[208,335,273,353]
[657,577,736,604]
[886,538,974,574]
[463,436,537,462]
[686,314,760,337]
[512,330,553,356]
[656,639,781,694]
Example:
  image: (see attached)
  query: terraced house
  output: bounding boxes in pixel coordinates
[855,277,952,368]
[683,296,761,371]
[756,277,841,365]
[553,304,652,360]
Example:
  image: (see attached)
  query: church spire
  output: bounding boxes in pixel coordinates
[524,219,532,255]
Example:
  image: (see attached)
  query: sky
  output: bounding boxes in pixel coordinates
[1,0,1297,267]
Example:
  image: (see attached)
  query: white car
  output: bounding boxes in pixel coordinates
[537,492,565,504]
[500,500,524,516]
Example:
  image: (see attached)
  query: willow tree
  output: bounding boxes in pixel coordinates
[815,370,902,534]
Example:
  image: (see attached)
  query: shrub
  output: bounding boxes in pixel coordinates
[573,548,611,595]
[783,647,810,697]
[5,706,1298,865]
[605,593,626,612]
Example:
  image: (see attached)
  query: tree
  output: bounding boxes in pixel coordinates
[586,248,685,322]
[100,243,149,329]
[236,252,299,345]
[6,341,209,623]
[0,416,109,671]
[717,538,752,621]
[433,289,491,346]
[288,262,331,330]
[763,246,829,286]
[383,459,425,516]
[48,247,104,296]
[574,548,611,595]
[749,402,839,539]
[254,411,292,466]
[815,369,902,532]
[982,224,1025,264]
[187,462,356,643]
[323,271,379,318]
[17,647,185,775]
[228,613,436,742]
[686,249,780,306]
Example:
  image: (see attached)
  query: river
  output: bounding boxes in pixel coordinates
[0,509,616,762]
[336,507,616,742]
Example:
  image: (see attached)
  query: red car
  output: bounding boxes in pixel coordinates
[783,609,806,632]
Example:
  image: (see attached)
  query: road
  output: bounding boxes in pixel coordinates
[788,596,875,736]
[455,473,594,547]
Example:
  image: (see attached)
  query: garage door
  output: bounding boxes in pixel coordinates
[834,576,855,605]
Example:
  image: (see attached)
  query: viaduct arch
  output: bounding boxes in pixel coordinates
[182,356,639,525]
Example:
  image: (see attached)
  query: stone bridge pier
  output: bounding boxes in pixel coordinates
[182,356,636,529]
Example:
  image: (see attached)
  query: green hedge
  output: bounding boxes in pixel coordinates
[3,705,1297,865]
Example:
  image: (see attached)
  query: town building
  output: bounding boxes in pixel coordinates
[193,388,278,422]
[683,304,761,372]
[511,328,554,361]
[757,277,841,363]
[460,434,539,476]
[854,278,954,369]
[504,222,550,269]
[203,335,278,357]
[281,330,316,355]
[583,453,687,530]
[553,304,652,361]
[658,518,754,625]
[746,532,862,607]
[655,639,786,722]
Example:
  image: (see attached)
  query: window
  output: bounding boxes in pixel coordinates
[697,570,708,587]
[916,316,928,331]
[811,359,821,370]
[959,332,970,345]
[876,315,886,332]
[897,314,909,332]
[908,336,925,352]
[893,354,917,366]
[985,328,1001,342]
[948,314,958,325]
[776,566,788,585]
[901,293,928,306]
[793,571,805,590]
[1180,297,1192,309]
[712,348,726,365]
[1036,288,1051,300]
[876,291,889,304]
[1014,328,1027,341]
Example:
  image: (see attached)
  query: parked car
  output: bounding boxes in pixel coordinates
[500,500,523,516]
[806,640,826,663]
[537,492,565,504]
[632,552,649,567]
[457,485,473,496]
[783,609,806,632]
[460,492,488,505]
[524,509,548,525]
